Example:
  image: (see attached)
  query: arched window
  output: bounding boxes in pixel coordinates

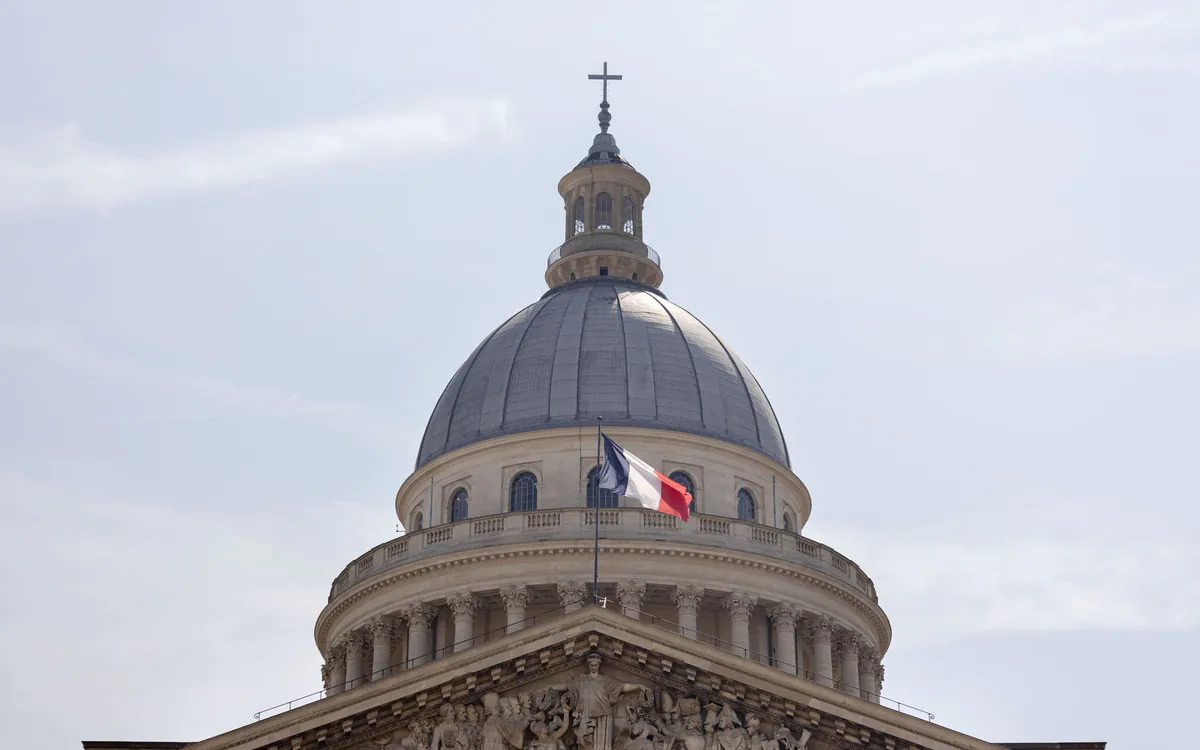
[573,197,585,235]
[449,488,469,523]
[569,272,576,281]
[510,472,538,512]
[411,511,424,532]
[737,488,756,522]
[631,272,638,282]
[668,471,696,513]
[586,467,620,508]
[622,197,635,234]
[782,511,794,533]
[595,192,613,230]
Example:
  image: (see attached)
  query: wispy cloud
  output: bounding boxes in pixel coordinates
[982,262,1200,361]
[0,97,510,214]
[858,13,1200,87]
[0,323,403,441]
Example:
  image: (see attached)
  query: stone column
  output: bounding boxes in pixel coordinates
[447,592,477,653]
[673,584,704,639]
[557,581,586,613]
[858,647,879,702]
[836,631,861,696]
[500,584,529,634]
[403,603,433,667]
[326,640,347,696]
[875,663,886,703]
[344,632,366,690]
[389,628,407,675]
[768,603,800,675]
[722,592,758,658]
[806,616,835,688]
[616,580,646,619]
[370,616,393,681]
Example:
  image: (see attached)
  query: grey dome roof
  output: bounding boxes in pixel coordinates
[417,278,790,469]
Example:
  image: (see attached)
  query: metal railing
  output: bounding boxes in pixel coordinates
[546,233,661,269]
[254,601,933,724]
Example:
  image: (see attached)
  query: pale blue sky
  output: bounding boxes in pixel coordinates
[1,1,1197,747]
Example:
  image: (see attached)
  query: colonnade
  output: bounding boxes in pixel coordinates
[322,581,884,703]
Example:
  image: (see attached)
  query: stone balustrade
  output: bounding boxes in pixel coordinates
[327,508,876,604]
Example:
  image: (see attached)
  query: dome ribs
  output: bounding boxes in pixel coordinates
[616,290,658,420]
[547,283,593,421]
[577,283,629,420]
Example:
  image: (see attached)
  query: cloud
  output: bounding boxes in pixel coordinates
[0,323,403,441]
[982,262,1200,361]
[820,502,1199,644]
[0,97,510,214]
[858,13,1200,87]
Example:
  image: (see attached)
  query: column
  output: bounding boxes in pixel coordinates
[447,592,477,653]
[875,663,886,703]
[805,616,834,688]
[768,603,800,675]
[370,616,393,681]
[837,631,861,696]
[557,581,586,613]
[403,603,433,667]
[326,640,347,696]
[672,584,704,639]
[616,580,646,619]
[389,626,407,675]
[722,592,758,658]
[500,584,529,634]
[858,646,879,702]
[344,632,366,690]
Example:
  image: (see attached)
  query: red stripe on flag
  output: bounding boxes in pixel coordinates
[655,470,691,522]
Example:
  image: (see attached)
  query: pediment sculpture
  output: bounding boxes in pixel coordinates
[373,655,811,750]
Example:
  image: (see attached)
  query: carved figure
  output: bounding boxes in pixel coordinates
[529,700,571,750]
[482,692,529,750]
[402,720,433,750]
[551,654,651,750]
[431,705,462,750]
[714,705,748,750]
[745,717,765,750]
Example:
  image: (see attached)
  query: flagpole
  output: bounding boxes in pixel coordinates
[593,416,602,605]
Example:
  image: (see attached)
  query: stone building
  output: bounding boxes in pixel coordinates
[84,69,1103,750]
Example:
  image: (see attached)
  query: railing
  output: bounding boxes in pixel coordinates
[328,508,877,604]
[256,602,932,724]
[546,232,661,269]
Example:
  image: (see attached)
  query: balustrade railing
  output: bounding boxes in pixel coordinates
[328,507,877,604]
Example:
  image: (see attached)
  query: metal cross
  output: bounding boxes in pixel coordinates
[588,61,622,103]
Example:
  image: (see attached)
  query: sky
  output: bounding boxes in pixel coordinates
[1,1,1197,747]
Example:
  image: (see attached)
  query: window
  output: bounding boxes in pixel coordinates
[599,267,609,276]
[737,488,756,522]
[595,192,613,230]
[782,511,795,533]
[510,472,538,512]
[573,198,585,235]
[569,272,576,281]
[586,467,619,508]
[668,471,696,513]
[631,272,638,282]
[411,510,424,532]
[449,488,469,523]
[622,197,635,234]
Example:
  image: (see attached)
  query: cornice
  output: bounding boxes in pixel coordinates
[314,539,891,654]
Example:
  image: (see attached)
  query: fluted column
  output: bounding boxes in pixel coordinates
[858,647,879,702]
[557,581,586,613]
[326,640,347,695]
[806,616,835,687]
[389,627,407,675]
[447,592,478,653]
[370,616,393,681]
[722,592,758,658]
[403,603,433,667]
[500,584,529,634]
[616,580,646,619]
[673,584,704,639]
[344,632,366,689]
[836,631,861,696]
[768,603,800,675]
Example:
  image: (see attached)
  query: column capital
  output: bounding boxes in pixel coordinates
[500,584,529,609]
[616,580,646,609]
[768,602,801,628]
[672,584,705,614]
[447,591,478,618]
[370,616,394,639]
[804,614,834,642]
[859,645,879,665]
[876,662,886,686]
[834,629,861,656]
[320,663,331,684]
[557,580,587,609]
[721,591,758,618]
[401,602,433,628]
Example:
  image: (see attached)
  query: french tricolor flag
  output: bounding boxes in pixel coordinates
[597,434,692,522]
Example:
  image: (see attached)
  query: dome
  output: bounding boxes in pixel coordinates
[417,277,790,468]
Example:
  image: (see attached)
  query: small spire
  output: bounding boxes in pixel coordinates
[588,62,623,134]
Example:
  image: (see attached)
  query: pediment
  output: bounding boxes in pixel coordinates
[191,608,998,750]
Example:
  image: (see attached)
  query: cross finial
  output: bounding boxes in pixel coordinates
[587,61,623,133]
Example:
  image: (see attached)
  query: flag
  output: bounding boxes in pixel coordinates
[597,434,691,521]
